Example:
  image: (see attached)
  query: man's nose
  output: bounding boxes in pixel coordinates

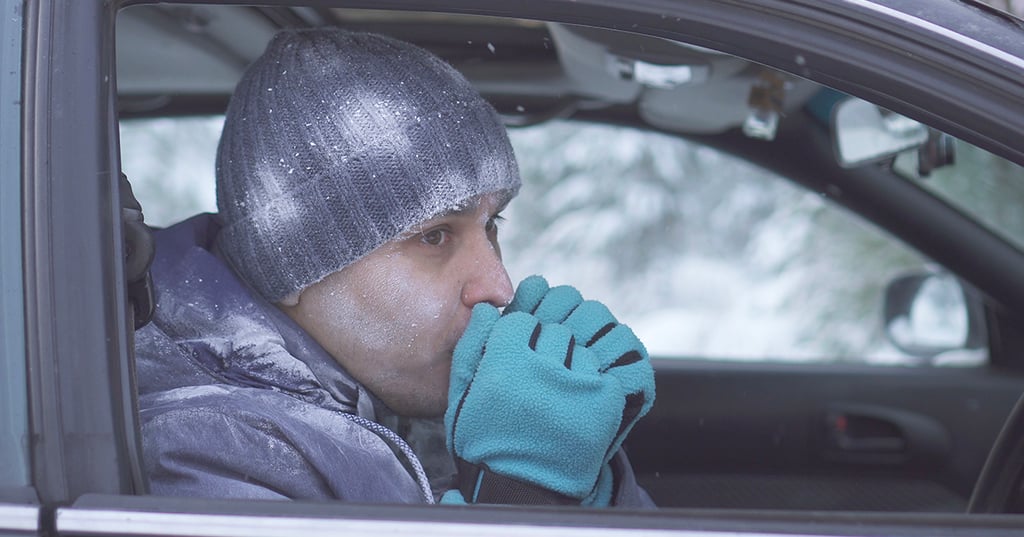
[461,236,514,308]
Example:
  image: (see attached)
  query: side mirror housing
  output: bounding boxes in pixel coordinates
[883,271,986,362]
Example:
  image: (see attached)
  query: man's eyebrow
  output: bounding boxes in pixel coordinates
[435,200,480,219]
[434,194,511,219]
[401,194,510,239]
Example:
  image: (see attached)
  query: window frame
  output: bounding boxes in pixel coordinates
[22,0,142,504]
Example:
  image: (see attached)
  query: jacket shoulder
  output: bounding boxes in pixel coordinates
[141,384,424,503]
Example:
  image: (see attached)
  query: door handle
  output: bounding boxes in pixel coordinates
[821,403,950,465]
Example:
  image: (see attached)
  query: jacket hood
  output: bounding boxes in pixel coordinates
[135,213,378,419]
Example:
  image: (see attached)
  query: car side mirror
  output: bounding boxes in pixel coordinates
[883,271,986,361]
[832,98,929,168]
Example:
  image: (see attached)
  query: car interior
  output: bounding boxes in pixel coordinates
[112,3,1024,518]
[118,7,828,140]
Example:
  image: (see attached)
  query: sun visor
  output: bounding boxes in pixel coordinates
[548,23,818,135]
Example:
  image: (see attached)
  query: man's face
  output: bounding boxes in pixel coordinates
[281,192,514,417]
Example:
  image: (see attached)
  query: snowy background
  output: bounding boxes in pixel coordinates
[120,116,983,366]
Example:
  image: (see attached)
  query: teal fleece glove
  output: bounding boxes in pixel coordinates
[445,276,655,506]
[506,276,655,472]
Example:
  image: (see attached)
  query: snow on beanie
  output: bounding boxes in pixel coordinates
[215,29,521,303]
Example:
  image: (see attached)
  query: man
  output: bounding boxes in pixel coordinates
[137,28,655,507]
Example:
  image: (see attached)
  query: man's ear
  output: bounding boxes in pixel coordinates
[278,290,301,307]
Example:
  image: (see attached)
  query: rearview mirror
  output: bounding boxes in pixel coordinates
[833,98,929,168]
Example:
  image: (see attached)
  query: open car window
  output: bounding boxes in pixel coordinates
[24,1,1024,536]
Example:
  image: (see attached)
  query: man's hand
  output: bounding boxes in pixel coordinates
[445,276,655,506]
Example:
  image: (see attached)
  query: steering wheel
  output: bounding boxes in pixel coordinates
[968,392,1024,513]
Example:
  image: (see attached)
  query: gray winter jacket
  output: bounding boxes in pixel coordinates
[137,213,653,506]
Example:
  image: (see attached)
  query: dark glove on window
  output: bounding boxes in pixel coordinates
[444,275,655,506]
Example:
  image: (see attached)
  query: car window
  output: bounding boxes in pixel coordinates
[0,0,29,488]
[99,1,1024,529]
[120,116,985,367]
[502,121,975,366]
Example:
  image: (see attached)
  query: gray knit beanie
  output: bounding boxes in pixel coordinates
[216,29,521,303]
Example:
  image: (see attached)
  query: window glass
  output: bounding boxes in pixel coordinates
[0,0,29,487]
[122,117,983,366]
[895,140,1024,254]
[120,117,221,226]
[502,121,970,365]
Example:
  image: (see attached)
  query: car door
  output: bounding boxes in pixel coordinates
[3,0,123,534]
[21,0,1024,536]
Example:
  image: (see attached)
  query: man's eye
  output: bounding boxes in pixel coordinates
[421,229,449,246]
[486,215,505,233]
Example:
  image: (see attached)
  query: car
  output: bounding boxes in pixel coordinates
[3,0,1024,535]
